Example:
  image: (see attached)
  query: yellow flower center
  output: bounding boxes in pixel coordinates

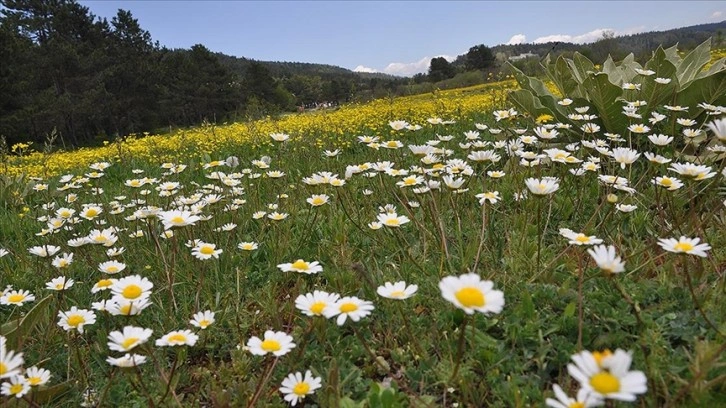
[106,266,119,273]
[389,290,405,298]
[455,287,485,308]
[7,294,25,303]
[9,383,24,394]
[200,245,215,255]
[0,363,7,375]
[67,314,85,327]
[122,284,143,299]
[568,402,585,408]
[171,216,185,224]
[85,209,98,217]
[291,260,309,270]
[119,304,132,315]
[55,283,64,290]
[592,350,612,366]
[311,197,325,205]
[384,218,400,226]
[199,319,211,328]
[310,301,327,315]
[168,333,187,343]
[121,337,139,349]
[590,372,620,394]
[387,141,399,148]
[261,339,281,352]
[97,279,112,288]
[339,302,358,313]
[575,235,591,243]
[404,177,416,185]
[27,376,42,386]
[674,242,694,252]
[660,178,673,186]
[293,382,311,395]
[241,244,254,250]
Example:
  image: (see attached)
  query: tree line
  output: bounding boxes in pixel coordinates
[0,0,404,147]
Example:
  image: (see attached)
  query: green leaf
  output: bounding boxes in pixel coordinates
[1,294,53,348]
[31,382,74,405]
[340,397,365,408]
[664,43,682,65]
[507,89,557,122]
[568,52,596,84]
[507,62,554,97]
[675,71,726,114]
[563,301,577,318]
[640,47,678,116]
[582,72,626,134]
[546,55,581,98]
[676,38,712,90]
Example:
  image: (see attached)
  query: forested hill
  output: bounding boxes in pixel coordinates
[1,0,723,148]
[487,21,726,62]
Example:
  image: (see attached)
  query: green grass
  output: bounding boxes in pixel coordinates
[0,113,725,407]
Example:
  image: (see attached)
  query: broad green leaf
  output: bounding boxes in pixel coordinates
[567,52,596,84]
[548,55,582,98]
[1,294,53,348]
[664,43,682,65]
[696,57,726,80]
[640,47,678,116]
[676,38,712,90]
[675,71,726,115]
[32,382,74,405]
[507,62,554,97]
[582,72,626,134]
[507,89,558,123]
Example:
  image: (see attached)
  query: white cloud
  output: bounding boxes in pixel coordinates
[382,55,455,77]
[711,11,723,19]
[506,34,527,45]
[353,65,378,73]
[532,26,647,45]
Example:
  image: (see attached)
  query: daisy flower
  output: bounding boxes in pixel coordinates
[57,307,96,334]
[559,228,603,246]
[1,376,30,398]
[106,354,148,367]
[191,241,223,260]
[46,276,74,291]
[545,384,603,408]
[279,370,322,406]
[376,281,418,300]
[587,245,625,274]
[51,253,74,269]
[657,236,711,257]
[476,191,501,205]
[98,260,126,275]
[107,297,152,316]
[439,273,504,315]
[155,330,199,347]
[295,291,340,316]
[307,194,330,207]
[567,349,647,401]
[324,296,375,326]
[25,366,51,386]
[376,213,410,227]
[238,242,259,251]
[190,310,216,329]
[158,210,201,230]
[28,245,61,257]
[525,177,560,196]
[0,290,35,306]
[277,259,323,274]
[111,275,153,301]
[92,278,116,294]
[247,330,296,356]
[107,326,154,352]
[0,337,24,379]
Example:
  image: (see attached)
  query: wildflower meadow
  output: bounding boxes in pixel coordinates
[0,43,725,407]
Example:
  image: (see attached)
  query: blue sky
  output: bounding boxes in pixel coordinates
[81,1,724,76]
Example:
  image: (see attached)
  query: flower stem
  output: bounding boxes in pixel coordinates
[449,316,469,383]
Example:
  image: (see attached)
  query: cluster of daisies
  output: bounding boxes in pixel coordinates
[0,93,723,405]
